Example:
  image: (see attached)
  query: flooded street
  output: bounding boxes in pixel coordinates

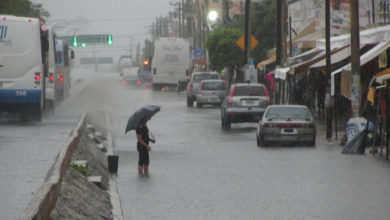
[93,74,390,219]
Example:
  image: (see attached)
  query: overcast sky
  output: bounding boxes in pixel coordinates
[30,0,174,58]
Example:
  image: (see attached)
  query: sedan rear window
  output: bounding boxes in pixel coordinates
[233,86,266,96]
[193,73,219,82]
[265,107,311,119]
[202,82,225,90]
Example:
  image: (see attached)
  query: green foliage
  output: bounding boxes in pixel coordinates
[71,164,91,177]
[250,0,277,62]
[206,26,243,72]
[0,0,50,22]
[219,0,277,64]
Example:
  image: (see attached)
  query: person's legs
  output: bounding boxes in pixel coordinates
[138,149,144,175]
[144,151,150,175]
[143,166,148,176]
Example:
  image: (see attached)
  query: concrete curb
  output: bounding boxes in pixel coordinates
[19,113,86,220]
[105,112,124,220]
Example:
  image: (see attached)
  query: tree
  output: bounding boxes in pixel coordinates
[224,0,277,64]
[206,26,243,72]
[250,0,277,62]
[0,0,50,22]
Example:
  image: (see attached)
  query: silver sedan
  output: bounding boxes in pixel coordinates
[256,105,316,147]
[195,80,227,108]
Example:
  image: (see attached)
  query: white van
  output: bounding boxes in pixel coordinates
[151,37,190,90]
[0,15,48,121]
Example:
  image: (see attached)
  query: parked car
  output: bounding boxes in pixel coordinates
[195,80,227,108]
[256,105,316,147]
[221,83,270,129]
[186,72,220,106]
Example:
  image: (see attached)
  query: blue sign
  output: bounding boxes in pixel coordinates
[194,48,203,58]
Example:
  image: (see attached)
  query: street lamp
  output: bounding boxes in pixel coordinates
[207,10,218,23]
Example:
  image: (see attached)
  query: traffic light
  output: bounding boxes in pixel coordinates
[107,35,113,45]
[73,36,78,47]
[143,59,151,71]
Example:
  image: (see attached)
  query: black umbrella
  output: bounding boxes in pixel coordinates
[125,105,161,133]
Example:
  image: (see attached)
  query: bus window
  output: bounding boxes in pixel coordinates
[55,52,63,65]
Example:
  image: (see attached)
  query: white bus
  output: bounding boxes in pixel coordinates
[45,28,57,109]
[151,37,190,90]
[0,15,48,121]
[55,40,72,102]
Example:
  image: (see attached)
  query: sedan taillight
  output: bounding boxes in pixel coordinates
[227,97,233,105]
[263,123,271,128]
[199,82,203,91]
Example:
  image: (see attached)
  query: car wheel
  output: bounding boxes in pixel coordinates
[187,97,193,107]
[258,134,267,147]
[224,117,231,130]
[309,138,316,147]
[256,134,260,146]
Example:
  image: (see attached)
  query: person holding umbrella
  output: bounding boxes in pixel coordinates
[125,105,160,176]
[136,117,156,176]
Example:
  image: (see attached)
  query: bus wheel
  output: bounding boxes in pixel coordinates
[19,112,30,123]
[32,106,42,122]
[47,101,55,115]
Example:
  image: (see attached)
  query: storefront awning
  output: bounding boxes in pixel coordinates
[287,48,323,66]
[257,56,276,69]
[316,24,390,50]
[310,45,351,69]
[290,47,348,77]
[331,41,390,98]
[344,41,390,71]
[375,67,390,84]
[294,29,325,43]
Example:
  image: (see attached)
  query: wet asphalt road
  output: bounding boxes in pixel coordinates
[95,76,390,220]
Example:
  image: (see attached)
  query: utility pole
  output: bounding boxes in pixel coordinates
[276,0,287,104]
[325,0,332,139]
[129,37,133,57]
[289,16,292,57]
[182,0,185,37]
[136,43,140,65]
[222,0,230,24]
[276,0,287,67]
[170,2,182,37]
[372,0,376,24]
[350,0,361,117]
[244,0,251,66]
